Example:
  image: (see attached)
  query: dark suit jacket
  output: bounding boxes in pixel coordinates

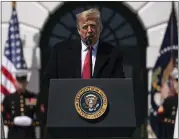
[37,39,125,124]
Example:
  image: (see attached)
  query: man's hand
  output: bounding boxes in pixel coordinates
[15,81,25,93]
[13,116,32,126]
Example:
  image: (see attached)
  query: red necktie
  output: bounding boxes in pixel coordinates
[82,47,91,79]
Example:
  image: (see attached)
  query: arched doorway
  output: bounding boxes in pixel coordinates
[39,1,148,127]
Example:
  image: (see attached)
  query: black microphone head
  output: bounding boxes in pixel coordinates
[85,37,92,46]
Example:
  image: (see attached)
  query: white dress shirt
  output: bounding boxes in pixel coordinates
[81,40,99,75]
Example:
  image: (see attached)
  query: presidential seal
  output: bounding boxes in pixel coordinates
[74,86,108,120]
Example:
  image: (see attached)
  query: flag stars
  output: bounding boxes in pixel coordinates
[172,45,176,49]
[16,41,20,46]
[4,8,27,71]
[16,34,19,39]
[10,35,15,40]
[5,50,10,55]
[10,27,14,32]
[16,63,21,69]
[16,48,21,53]
[163,48,167,52]
[166,47,170,51]
[11,42,15,47]
[16,56,21,61]
[158,45,178,57]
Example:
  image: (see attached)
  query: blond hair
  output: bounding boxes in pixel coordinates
[76,8,102,30]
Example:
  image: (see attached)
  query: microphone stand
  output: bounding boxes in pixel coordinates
[89,45,92,78]
[85,38,93,78]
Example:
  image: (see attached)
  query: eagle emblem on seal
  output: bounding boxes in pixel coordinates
[74,86,108,120]
[84,94,99,112]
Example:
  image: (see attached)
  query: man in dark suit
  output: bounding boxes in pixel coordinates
[37,8,125,126]
[1,70,39,139]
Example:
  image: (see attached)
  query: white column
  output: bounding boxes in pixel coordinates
[174,109,178,138]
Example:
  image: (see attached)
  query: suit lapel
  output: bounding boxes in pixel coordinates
[67,40,112,78]
[93,41,111,77]
[67,40,81,78]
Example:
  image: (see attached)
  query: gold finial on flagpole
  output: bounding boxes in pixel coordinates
[12,1,16,8]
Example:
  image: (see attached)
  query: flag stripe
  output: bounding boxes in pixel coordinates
[1,5,27,103]
[1,74,16,94]
[1,66,16,87]
[2,55,16,72]
[1,84,11,96]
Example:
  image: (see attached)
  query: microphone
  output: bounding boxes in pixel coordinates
[85,37,92,46]
[84,37,93,77]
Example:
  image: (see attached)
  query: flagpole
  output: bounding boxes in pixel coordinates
[170,2,174,62]
[1,2,16,139]
[170,2,174,45]
[178,1,179,68]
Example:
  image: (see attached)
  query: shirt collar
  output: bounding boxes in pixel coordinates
[81,40,99,52]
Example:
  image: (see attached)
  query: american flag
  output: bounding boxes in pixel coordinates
[1,3,27,100]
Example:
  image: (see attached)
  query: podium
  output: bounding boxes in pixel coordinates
[46,78,136,138]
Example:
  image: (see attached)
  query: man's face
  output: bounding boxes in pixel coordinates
[77,15,101,45]
[16,80,27,93]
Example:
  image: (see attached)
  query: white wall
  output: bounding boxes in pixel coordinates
[1,1,178,138]
[124,2,178,92]
[1,1,178,93]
